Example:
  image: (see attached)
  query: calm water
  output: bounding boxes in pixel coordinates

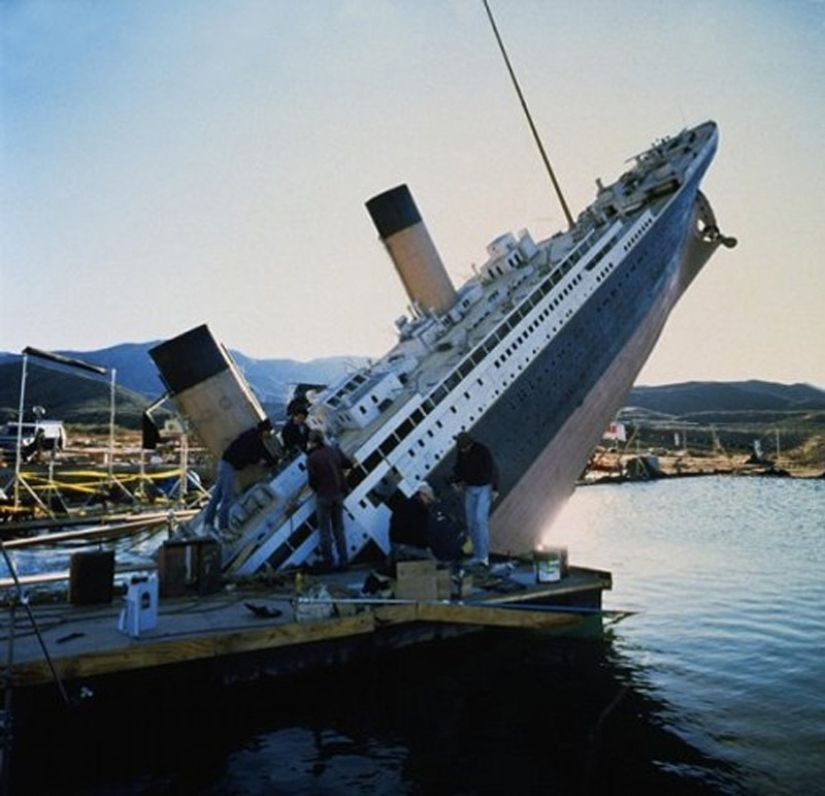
[7,475,825,795]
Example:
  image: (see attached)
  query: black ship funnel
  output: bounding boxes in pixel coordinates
[366,184,457,316]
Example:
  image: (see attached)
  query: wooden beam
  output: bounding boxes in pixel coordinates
[10,612,378,687]
[415,601,583,629]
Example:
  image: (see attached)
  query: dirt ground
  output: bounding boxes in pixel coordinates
[584,446,825,481]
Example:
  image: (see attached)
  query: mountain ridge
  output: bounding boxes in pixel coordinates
[1,344,824,431]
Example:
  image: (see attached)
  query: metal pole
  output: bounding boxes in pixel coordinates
[179,433,189,508]
[482,0,574,228]
[108,368,117,481]
[0,541,69,705]
[12,353,28,510]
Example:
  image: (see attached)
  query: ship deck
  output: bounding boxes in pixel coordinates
[2,558,612,694]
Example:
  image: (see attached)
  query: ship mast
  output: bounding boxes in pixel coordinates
[482,0,575,229]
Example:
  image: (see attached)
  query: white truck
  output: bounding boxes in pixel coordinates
[0,420,67,461]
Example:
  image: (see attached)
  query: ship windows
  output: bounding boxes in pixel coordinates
[361,451,381,473]
[396,418,415,439]
[379,436,399,457]
[348,466,367,490]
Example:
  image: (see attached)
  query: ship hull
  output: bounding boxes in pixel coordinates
[426,164,719,554]
[152,122,732,574]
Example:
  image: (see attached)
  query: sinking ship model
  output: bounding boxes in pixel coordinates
[150,120,735,576]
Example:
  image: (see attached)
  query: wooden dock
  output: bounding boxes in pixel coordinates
[2,560,612,693]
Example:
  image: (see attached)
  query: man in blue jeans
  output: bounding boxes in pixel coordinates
[306,430,354,571]
[451,431,498,568]
[203,419,279,532]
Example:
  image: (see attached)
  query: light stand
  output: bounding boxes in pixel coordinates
[9,348,107,516]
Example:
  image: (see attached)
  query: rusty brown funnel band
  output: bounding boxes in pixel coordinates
[366,184,457,316]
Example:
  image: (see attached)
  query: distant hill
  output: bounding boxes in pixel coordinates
[625,381,825,417]
[0,344,367,428]
[2,345,823,437]
[616,380,825,466]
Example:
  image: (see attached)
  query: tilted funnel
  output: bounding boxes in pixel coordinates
[366,184,457,316]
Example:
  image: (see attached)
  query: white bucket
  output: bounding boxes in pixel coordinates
[118,575,159,637]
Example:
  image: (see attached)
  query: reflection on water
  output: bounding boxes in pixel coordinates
[13,633,744,796]
[7,476,825,794]
[548,476,825,795]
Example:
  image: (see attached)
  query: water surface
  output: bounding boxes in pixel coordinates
[8,475,825,795]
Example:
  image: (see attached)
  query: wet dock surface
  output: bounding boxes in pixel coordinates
[3,561,611,690]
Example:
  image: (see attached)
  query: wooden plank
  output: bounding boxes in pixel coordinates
[5,564,611,689]
[10,612,378,687]
[414,601,584,629]
[3,513,182,549]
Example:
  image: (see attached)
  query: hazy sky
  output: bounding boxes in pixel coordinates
[2,0,823,388]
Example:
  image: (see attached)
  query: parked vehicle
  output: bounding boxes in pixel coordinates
[0,420,67,461]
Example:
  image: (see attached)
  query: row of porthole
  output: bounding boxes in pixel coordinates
[269,234,647,567]
[325,242,611,518]
[622,217,653,252]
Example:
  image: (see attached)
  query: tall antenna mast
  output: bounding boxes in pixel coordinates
[482,0,574,229]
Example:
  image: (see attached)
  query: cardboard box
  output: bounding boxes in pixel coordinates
[395,559,437,601]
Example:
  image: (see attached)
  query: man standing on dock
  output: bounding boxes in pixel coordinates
[451,432,498,568]
[306,430,353,571]
[204,419,279,533]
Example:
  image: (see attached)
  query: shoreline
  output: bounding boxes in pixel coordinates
[581,449,825,485]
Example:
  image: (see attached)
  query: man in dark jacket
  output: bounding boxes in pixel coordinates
[306,430,353,571]
[204,419,279,532]
[451,431,498,567]
[389,482,436,562]
[280,407,309,456]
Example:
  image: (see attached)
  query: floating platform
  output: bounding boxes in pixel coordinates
[2,558,612,694]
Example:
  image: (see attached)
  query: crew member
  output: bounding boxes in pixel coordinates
[281,407,310,456]
[306,430,353,571]
[389,482,436,562]
[450,431,498,568]
[204,419,279,532]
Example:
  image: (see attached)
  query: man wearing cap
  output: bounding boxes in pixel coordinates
[204,419,279,533]
[451,431,498,567]
[306,430,354,571]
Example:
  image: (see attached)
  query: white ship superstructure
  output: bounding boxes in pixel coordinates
[150,121,735,575]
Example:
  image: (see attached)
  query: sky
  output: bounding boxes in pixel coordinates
[1,0,824,388]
